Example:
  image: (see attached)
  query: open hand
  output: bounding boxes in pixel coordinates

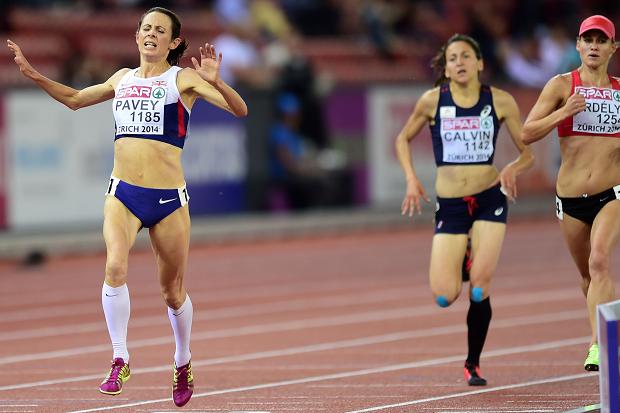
[401,179,430,217]
[191,43,221,85]
[7,39,38,79]
[494,164,517,202]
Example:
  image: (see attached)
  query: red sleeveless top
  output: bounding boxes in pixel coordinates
[557,70,620,138]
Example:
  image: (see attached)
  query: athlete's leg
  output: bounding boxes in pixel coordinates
[429,234,468,307]
[588,201,620,343]
[100,196,141,394]
[103,196,142,287]
[462,221,505,385]
[149,205,193,407]
[469,221,506,300]
[558,215,592,336]
[149,204,191,310]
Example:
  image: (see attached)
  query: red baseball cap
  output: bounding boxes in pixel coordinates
[579,15,615,40]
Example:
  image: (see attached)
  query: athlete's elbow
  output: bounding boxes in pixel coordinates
[235,106,248,118]
[64,97,82,111]
[520,128,537,145]
[230,103,248,118]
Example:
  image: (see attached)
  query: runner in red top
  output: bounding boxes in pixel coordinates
[522,14,620,372]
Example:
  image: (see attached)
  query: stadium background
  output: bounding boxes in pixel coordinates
[0,0,616,241]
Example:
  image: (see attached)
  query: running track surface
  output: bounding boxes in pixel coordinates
[0,217,610,413]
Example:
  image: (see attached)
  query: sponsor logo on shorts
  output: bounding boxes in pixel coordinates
[159,197,177,205]
[494,207,504,216]
[437,220,443,229]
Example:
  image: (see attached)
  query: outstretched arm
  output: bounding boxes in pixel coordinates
[7,39,125,110]
[180,43,248,117]
[492,88,534,201]
[521,74,583,144]
[395,89,436,216]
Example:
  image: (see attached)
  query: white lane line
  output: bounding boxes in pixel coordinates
[64,345,595,413]
[0,306,434,365]
[0,405,39,407]
[433,411,554,413]
[0,277,425,324]
[0,309,588,391]
[0,285,583,364]
[342,373,593,413]
[4,294,499,364]
[0,288,417,342]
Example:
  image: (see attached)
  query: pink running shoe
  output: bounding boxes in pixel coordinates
[99,358,130,395]
[172,361,194,407]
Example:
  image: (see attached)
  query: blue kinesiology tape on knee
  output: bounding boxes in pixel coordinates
[436,295,450,308]
[471,287,484,302]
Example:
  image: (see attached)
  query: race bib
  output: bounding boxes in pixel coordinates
[573,87,620,135]
[114,85,167,135]
[440,113,494,163]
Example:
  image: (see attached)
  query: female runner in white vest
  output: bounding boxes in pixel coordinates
[521,14,620,372]
[7,7,247,407]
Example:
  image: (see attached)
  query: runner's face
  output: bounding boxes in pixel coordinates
[577,30,617,68]
[444,41,482,85]
[136,12,178,62]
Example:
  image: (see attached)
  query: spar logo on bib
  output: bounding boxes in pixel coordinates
[117,86,152,99]
[442,117,482,131]
[576,86,620,102]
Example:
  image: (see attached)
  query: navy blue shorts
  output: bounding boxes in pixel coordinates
[556,184,620,225]
[105,176,190,228]
[434,185,508,234]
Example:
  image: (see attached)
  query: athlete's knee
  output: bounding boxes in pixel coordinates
[105,256,128,281]
[433,288,460,307]
[435,295,453,307]
[160,282,184,309]
[589,249,610,275]
[470,286,485,302]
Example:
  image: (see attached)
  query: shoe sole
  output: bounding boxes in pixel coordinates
[584,364,599,372]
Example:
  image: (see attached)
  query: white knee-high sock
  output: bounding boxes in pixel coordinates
[101,283,130,363]
[168,294,193,367]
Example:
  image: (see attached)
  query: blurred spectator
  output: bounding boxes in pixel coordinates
[268,93,349,211]
[0,0,14,33]
[264,31,332,149]
[250,0,293,41]
[63,52,114,88]
[467,0,514,80]
[212,19,274,88]
[214,0,249,25]
[280,0,342,37]
[500,25,578,88]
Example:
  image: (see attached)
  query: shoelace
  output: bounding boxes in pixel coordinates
[104,361,125,384]
[174,365,193,387]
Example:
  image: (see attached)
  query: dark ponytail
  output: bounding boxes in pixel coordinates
[138,7,188,66]
[431,34,482,87]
